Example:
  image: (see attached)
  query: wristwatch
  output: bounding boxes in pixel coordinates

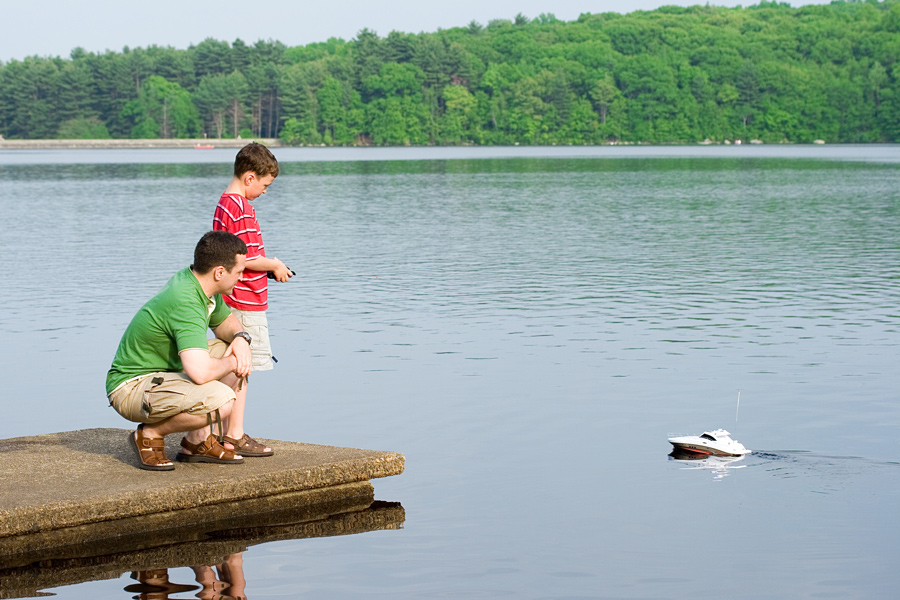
[233,331,252,345]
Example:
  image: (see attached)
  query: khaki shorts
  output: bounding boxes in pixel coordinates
[229,308,274,371]
[108,339,236,423]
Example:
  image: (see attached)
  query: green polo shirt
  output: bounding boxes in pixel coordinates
[106,268,232,394]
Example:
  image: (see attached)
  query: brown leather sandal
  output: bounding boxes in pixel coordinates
[176,434,244,464]
[222,433,274,457]
[128,425,174,471]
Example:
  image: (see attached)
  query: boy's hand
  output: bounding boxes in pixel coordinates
[271,259,294,283]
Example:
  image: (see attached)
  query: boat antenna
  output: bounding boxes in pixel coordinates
[735,389,741,423]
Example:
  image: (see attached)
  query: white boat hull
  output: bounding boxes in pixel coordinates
[667,429,750,457]
[668,441,748,457]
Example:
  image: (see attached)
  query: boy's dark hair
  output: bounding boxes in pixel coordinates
[233,142,279,178]
[193,231,247,274]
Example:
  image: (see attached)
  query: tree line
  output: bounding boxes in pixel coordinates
[1,0,899,145]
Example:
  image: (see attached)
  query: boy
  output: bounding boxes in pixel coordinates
[212,142,291,457]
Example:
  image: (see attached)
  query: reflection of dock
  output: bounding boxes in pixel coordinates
[0,499,404,598]
[0,428,404,595]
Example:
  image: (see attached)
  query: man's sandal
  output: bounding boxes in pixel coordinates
[176,434,244,464]
[128,424,174,471]
[222,433,274,457]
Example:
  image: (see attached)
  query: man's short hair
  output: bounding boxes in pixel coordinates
[193,231,247,274]
[233,142,279,179]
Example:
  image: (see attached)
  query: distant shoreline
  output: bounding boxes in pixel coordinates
[1,138,847,151]
[0,138,282,150]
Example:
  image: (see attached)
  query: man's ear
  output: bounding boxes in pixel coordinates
[213,265,226,280]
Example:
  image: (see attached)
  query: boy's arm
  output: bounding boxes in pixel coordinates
[214,197,291,281]
[246,255,293,282]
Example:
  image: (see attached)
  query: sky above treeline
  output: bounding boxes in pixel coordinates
[4,0,836,62]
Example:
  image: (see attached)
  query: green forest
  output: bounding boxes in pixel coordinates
[1,0,899,145]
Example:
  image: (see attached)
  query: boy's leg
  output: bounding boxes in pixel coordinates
[229,308,275,370]
[220,371,247,441]
[218,372,273,455]
[208,337,273,455]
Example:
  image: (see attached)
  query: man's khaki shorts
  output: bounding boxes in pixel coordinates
[108,339,235,423]
[229,308,274,371]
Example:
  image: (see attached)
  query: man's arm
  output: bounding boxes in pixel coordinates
[180,314,252,384]
[180,348,241,385]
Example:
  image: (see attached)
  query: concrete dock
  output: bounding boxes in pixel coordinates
[0,428,404,576]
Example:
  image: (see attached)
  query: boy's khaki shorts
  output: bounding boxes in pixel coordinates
[108,339,236,423]
[229,308,274,371]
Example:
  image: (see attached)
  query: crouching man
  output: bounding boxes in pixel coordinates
[106,230,273,470]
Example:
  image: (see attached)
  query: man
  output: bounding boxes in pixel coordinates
[106,230,272,470]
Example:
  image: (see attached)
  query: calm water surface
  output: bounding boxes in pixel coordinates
[1,146,899,598]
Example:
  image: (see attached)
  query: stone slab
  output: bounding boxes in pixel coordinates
[0,428,404,539]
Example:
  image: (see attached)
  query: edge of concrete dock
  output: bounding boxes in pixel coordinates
[0,428,405,541]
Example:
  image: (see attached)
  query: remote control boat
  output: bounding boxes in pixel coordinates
[667,429,750,457]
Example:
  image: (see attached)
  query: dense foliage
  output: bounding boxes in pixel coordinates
[2,0,899,145]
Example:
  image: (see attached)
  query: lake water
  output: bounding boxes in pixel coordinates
[1,145,899,598]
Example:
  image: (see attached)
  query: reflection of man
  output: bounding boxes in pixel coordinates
[106,231,266,470]
[124,570,197,598]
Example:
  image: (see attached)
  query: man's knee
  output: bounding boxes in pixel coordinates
[110,372,235,423]
[187,379,237,414]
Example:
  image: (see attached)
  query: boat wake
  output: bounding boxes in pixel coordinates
[669,448,900,484]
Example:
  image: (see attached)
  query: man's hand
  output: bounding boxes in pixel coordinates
[207,315,254,381]
[225,335,253,378]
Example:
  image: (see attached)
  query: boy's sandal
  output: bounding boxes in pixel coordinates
[176,434,244,464]
[222,433,274,457]
[128,425,174,471]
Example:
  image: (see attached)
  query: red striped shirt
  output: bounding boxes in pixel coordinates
[213,193,268,311]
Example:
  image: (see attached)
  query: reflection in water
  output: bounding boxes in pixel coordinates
[125,569,199,598]
[125,554,246,600]
[191,554,246,600]
[0,501,404,599]
[668,448,748,480]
